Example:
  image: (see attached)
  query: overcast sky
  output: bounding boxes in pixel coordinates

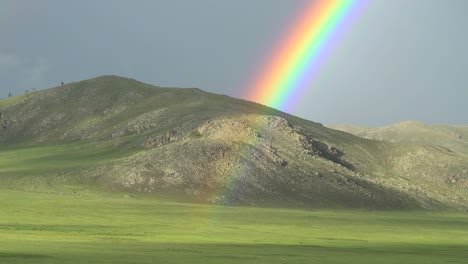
[1,0,467,126]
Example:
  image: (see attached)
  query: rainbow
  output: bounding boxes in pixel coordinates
[207,0,366,204]
[246,0,365,112]
[183,1,366,225]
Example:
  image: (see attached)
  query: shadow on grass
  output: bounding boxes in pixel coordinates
[8,242,465,264]
[151,243,468,264]
[0,252,51,259]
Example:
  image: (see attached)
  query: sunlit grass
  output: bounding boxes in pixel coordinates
[0,190,467,263]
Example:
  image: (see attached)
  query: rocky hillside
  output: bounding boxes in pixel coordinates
[1,76,468,210]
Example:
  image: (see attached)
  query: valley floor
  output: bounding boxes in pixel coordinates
[0,190,467,263]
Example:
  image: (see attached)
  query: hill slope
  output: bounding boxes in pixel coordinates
[1,76,468,209]
[329,121,468,156]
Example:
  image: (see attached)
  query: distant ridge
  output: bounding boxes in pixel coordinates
[328,121,468,156]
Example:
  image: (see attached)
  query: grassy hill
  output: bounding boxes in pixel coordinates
[328,121,468,156]
[1,76,468,210]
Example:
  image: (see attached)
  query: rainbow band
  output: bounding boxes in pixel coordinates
[184,1,367,215]
[247,0,364,111]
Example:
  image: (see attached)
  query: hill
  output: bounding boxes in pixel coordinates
[1,76,468,209]
[328,121,468,156]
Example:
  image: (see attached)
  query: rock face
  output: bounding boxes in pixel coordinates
[1,75,468,210]
[0,112,8,132]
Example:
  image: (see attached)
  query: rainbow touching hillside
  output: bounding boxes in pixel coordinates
[246,0,366,112]
[194,0,368,204]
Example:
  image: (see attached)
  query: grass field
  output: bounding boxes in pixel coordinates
[1,190,467,264]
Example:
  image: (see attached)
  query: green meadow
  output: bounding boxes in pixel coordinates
[1,189,467,264]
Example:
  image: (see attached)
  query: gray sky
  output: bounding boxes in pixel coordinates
[1,0,467,126]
